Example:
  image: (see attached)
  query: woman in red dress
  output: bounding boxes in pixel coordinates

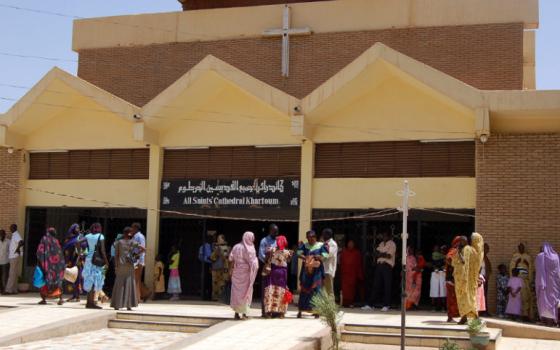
[340,240,364,307]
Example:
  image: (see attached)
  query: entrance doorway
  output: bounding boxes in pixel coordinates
[313,208,475,307]
[159,216,298,298]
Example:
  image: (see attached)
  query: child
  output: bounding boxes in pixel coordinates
[153,254,165,300]
[430,245,447,311]
[476,274,486,313]
[496,264,509,318]
[506,268,523,320]
[168,246,182,301]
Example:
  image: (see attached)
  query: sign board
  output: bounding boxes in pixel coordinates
[161,179,300,210]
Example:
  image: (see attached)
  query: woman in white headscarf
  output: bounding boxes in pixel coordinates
[229,232,259,320]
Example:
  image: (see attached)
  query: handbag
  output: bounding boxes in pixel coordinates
[92,235,105,267]
[33,266,46,288]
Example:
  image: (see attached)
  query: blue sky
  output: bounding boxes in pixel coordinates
[0,0,558,112]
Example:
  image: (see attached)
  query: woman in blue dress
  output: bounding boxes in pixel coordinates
[82,223,109,309]
[297,230,328,318]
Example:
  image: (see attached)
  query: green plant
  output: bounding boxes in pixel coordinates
[440,339,463,350]
[311,290,342,350]
[466,318,485,336]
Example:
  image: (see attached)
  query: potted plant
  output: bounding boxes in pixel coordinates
[18,275,30,293]
[440,339,462,350]
[311,290,342,350]
[466,318,490,350]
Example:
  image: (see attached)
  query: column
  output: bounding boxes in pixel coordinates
[144,145,163,287]
[298,139,314,243]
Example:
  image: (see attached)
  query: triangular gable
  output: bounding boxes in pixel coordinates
[302,43,485,119]
[3,67,140,134]
[141,55,299,129]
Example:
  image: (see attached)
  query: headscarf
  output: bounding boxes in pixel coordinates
[36,228,65,291]
[447,236,463,260]
[276,235,288,250]
[242,231,256,260]
[67,223,80,237]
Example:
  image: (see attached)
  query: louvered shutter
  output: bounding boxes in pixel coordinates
[69,150,91,179]
[421,142,449,177]
[29,153,50,179]
[89,150,111,179]
[48,153,70,179]
[367,141,395,177]
[315,144,341,178]
[449,142,475,177]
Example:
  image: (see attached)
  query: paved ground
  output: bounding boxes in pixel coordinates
[2,329,191,350]
[1,294,560,349]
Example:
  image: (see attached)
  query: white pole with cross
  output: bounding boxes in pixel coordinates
[398,180,412,350]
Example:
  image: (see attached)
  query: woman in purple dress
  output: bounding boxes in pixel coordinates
[263,235,293,318]
[535,243,560,326]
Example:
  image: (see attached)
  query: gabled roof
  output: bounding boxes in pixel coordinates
[2,67,140,134]
[302,43,485,119]
[141,55,299,130]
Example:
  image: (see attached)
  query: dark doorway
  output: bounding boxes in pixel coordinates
[158,217,298,298]
[312,209,475,308]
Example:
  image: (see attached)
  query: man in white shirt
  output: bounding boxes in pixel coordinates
[322,228,338,298]
[0,229,10,293]
[362,232,396,312]
[6,224,23,294]
[131,222,146,302]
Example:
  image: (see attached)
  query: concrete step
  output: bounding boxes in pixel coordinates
[116,312,224,326]
[108,319,209,333]
[344,324,468,337]
[341,330,500,350]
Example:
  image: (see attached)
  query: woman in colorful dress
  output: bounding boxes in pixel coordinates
[36,227,66,305]
[168,245,182,301]
[82,223,109,309]
[445,236,461,322]
[405,246,424,310]
[263,235,293,318]
[63,223,86,302]
[340,239,364,308]
[211,234,231,301]
[297,230,328,318]
[229,231,259,320]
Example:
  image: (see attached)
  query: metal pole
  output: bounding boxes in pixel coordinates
[400,180,410,350]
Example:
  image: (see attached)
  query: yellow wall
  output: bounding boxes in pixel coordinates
[25,180,149,208]
[160,85,299,147]
[24,99,140,150]
[311,77,475,142]
[313,178,476,209]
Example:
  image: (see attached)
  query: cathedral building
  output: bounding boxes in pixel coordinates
[0,0,558,309]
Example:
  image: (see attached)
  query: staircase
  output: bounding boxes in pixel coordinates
[109,312,225,333]
[341,323,502,350]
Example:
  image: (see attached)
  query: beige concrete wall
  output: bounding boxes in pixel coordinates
[310,77,476,143]
[313,177,476,209]
[25,180,149,208]
[73,0,538,50]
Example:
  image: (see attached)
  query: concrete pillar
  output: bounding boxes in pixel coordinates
[144,145,163,288]
[298,139,314,243]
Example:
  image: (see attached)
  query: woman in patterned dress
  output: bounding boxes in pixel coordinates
[297,230,328,318]
[263,235,293,318]
[36,227,66,305]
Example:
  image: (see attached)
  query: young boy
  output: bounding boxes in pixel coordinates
[496,264,509,318]
[506,268,523,320]
[153,254,165,300]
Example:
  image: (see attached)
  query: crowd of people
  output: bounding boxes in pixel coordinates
[1,221,560,327]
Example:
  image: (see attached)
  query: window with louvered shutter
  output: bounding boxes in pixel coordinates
[315,141,474,178]
[28,149,149,179]
[163,146,301,179]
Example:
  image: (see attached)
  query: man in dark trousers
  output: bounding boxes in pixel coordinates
[362,232,396,312]
[259,224,278,317]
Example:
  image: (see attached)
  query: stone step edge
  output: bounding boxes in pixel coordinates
[343,324,502,338]
[343,326,470,337]
[109,319,210,328]
[116,312,228,322]
[341,330,498,342]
